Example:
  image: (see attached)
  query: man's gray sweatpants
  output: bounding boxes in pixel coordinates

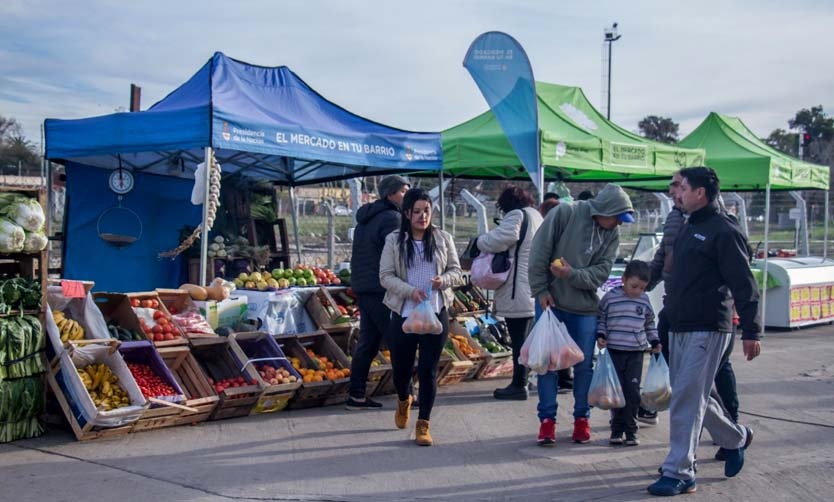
[662,331,748,481]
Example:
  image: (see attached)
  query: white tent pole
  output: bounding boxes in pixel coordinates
[199,147,212,286]
[760,183,771,335]
[289,186,302,264]
[825,190,830,260]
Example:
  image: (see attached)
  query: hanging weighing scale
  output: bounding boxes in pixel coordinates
[97,165,143,247]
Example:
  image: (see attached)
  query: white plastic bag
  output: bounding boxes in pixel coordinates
[641,353,672,412]
[588,348,626,410]
[470,252,511,290]
[191,161,207,205]
[402,300,443,334]
[519,309,585,375]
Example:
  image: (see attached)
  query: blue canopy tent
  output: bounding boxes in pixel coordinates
[45,52,441,290]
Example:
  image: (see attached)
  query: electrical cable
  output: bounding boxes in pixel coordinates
[739,410,834,429]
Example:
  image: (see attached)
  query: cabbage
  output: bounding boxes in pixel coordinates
[0,195,45,232]
[23,231,48,252]
[0,219,25,253]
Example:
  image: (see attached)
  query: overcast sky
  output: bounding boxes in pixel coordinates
[1,0,832,148]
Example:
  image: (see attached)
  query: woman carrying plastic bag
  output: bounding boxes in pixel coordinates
[379,188,464,446]
[587,348,625,410]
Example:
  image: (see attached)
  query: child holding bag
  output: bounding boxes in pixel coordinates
[379,188,464,446]
[596,260,661,446]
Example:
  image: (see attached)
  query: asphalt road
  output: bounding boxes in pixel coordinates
[2,324,833,501]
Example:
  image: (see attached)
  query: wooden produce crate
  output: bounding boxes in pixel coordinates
[94,293,184,348]
[450,283,490,317]
[275,334,333,409]
[45,340,149,441]
[158,346,220,426]
[448,320,489,380]
[228,332,302,414]
[155,289,217,339]
[118,341,187,433]
[298,331,352,406]
[372,347,397,396]
[190,338,263,420]
[305,287,352,333]
[329,328,390,398]
[126,292,189,347]
[437,350,473,387]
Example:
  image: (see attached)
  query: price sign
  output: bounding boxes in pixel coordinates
[61,280,86,299]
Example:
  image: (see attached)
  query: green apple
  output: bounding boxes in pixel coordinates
[237,272,249,282]
[271,268,284,280]
[296,278,308,287]
[287,277,297,287]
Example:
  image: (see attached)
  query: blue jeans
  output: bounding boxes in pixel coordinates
[536,307,597,421]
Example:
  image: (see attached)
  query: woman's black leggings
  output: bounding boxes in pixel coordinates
[388,308,449,421]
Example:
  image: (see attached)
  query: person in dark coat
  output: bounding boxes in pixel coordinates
[346,175,409,410]
[647,167,760,497]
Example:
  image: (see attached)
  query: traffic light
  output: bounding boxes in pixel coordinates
[802,132,812,146]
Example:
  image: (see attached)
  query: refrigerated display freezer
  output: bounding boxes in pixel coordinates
[754,257,834,328]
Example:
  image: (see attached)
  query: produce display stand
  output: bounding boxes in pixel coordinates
[118,341,188,433]
[228,331,302,414]
[275,334,334,409]
[305,287,352,333]
[189,337,263,420]
[0,186,49,443]
[329,328,390,398]
[93,292,184,348]
[158,346,220,426]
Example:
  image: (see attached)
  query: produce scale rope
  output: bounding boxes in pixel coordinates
[158,153,222,259]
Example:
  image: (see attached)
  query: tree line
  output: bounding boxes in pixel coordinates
[0,114,41,177]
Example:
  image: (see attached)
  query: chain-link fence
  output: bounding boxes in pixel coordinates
[278,179,831,269]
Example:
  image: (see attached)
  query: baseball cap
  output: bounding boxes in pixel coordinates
[618,211,635,223]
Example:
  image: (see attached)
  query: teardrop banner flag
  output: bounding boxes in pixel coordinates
[463,32,541,194]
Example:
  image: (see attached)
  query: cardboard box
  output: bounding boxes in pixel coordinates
[192,296,248,329]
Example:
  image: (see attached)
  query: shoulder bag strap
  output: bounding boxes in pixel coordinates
[511,208,530,299]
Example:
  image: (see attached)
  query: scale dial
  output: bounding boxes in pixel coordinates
[108,168,135,195]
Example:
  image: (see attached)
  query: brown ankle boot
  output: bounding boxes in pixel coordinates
[415,419,432,446]
[395,395,412,429]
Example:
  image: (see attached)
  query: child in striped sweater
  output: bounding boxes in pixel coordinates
[596,260,661,446]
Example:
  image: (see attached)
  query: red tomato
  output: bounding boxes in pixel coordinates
[163,333,174,341]
[168,306,178,314]
[153,310,165,320]
[152,325,163,334]
[131,299,141,308]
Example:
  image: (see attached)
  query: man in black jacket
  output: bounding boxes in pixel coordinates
[648,167,761,497]
[346,175,409,410]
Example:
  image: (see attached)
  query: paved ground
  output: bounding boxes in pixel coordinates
[2,325,833,501]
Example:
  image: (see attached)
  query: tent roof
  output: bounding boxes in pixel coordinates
[45,52,441,186]
[441,82,705,182]
[624,112,830,191]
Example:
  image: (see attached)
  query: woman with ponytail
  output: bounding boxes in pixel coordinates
[379,188,464,446]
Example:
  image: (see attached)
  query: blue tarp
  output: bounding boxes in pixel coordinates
[45,52,442,184]
[64,163,200,291]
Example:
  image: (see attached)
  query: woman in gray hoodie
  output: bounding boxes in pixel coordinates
[527,184,634,445]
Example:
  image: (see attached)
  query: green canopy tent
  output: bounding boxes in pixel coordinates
[623,112,831,337]
[441,82,706,182]
[622,112,829,191]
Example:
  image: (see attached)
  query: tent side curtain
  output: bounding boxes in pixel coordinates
[441,81,705,182]
[45,51,441,185]
[625,112,830,191]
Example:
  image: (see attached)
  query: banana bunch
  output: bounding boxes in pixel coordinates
[77,363,130,411]
[53,310,85,342]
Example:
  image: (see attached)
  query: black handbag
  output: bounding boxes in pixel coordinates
[459,236,481,270]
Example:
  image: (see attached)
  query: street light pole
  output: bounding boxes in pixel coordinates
[604,22,621,120]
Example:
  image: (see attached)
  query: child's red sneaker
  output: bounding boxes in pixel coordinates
[572,417,591,443]
[537,418,556,446]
